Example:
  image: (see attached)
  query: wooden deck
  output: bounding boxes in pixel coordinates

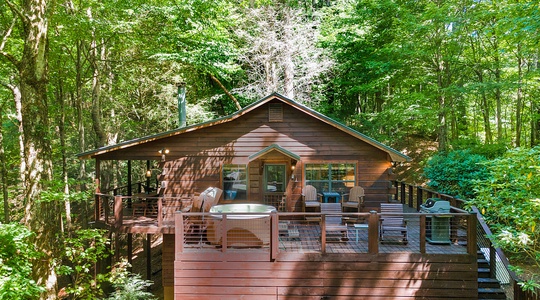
[95,195,479,299]
[172,210,478,299]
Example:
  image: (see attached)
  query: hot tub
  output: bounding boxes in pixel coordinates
[206,204,276,247]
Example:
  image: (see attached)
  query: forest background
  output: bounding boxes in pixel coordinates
[1,0,539,299]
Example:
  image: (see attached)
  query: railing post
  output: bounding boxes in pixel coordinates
[157,197,163,227]
[467,213,477,256]
[271,211,278,260]
[221,214,228,252]
[104,195,111,223]
[399,182,405,204]
[420,215,426,254]
[368,211,379,254]
[408,185,414,208]
[175,212,184,255]
[114,195,123,229]
[489,241,497,279]
[321,214,326,254]
[416,186,423,209]
[94,194,101,221]
[393,180,398,201]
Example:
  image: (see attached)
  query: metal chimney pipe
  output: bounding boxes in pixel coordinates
[177,82,186,128]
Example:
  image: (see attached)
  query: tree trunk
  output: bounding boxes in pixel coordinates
[13,0,60,297]
[515,51,523,147]
[0,106,8,223]
[56,78,72,233]
[88,8,107,147]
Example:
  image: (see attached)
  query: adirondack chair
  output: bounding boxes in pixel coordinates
[321,203,349,242]
[341,186,365,212]
[379,203,408,244]
[183,187,223,242]
[302,185,321,212]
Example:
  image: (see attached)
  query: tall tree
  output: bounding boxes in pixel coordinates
[1,0,60,298]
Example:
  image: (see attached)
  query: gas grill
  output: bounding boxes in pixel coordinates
[420,198,451,244]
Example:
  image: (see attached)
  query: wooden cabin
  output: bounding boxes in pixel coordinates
[79,93,479,299]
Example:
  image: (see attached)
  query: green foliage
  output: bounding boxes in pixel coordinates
[106,260,156,300]
[423,150,489,199]
[57,229,112,300]
[470,146,540,283]
[0,223,45,300]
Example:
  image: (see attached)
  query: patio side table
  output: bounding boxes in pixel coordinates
[353,223,369,243]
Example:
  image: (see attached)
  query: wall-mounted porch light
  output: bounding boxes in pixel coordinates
[159,148,170,161]
[291,160,297,181]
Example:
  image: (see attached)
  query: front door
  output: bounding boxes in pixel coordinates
[263,164,286,210]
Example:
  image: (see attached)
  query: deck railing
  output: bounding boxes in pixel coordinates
[173,210,476,258]
[93,194,191,228]
[393,180,540,300]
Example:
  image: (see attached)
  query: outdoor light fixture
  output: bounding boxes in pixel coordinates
[159,148,170,161]
[145,170,152,178]
[158,148,170,154]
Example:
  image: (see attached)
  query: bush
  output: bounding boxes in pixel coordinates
[470,146,540,288]
[57,229,112,300]
[107,260,156,300]
[0,223,45,299]
[423,150,489,199]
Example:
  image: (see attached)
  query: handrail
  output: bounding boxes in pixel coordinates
[174,210,475,256]
[392,180,539,299]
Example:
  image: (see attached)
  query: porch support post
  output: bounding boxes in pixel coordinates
[146,160,151,192]
[127,160,132,208]
[127,233,133,272]
[95,159,101,193]
[95,159,101,221]
[145,234,152,282]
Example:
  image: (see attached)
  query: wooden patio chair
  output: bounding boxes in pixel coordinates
[302,185,322,222]
[379,203,408,244]
[321,203,349,242]
[183,187,223,243]
[341,186,365,213]
[302,185,321,212]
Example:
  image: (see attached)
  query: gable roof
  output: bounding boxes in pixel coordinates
[77,93,411,162]
[248,144,301,162]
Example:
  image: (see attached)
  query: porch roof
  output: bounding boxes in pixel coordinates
[77,93,411,162]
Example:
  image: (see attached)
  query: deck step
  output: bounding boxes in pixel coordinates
[478,278,503,288]
[478,287,507,299]
[478,268,491,278]
[478,258,489,267]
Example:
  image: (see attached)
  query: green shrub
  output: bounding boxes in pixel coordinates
[0,223,45,300]
[57,229,112,300]
[423,150,489,198]
[107,260,156,300]
[470,146,540,286]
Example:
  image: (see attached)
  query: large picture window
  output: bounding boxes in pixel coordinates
[223,164,248,200]
[305,163,356,195]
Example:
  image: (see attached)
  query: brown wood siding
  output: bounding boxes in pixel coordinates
[109,101,396,208]
[174,253,477,299]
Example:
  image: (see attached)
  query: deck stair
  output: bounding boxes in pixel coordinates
[477,250,507,299]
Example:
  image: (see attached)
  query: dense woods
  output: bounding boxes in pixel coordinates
[1,0,539,298]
